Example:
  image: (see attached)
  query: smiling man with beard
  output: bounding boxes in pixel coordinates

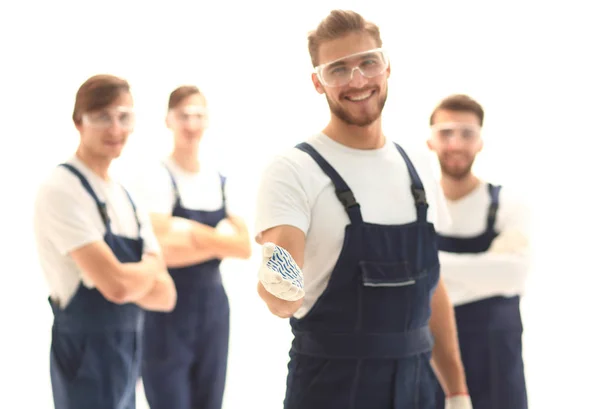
[427,94,532,409]
[252,10,473,409]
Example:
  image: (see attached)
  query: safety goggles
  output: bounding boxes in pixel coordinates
[315,48,389,87]
[168,105,208,127]
[430,122,481,143]
[81,106,135,130]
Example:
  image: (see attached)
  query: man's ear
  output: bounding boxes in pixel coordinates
[312,73,325,95]
[426,138,434,151]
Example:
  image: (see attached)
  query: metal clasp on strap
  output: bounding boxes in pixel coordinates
[98,204,110,225]
[336,189,359,209]
[488,205,498,220]
[411,187,428,206]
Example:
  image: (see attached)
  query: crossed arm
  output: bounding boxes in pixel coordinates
[70,242,177,312]
[149,213,252,268]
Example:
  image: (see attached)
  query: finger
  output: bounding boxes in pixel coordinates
[260,268,283,285]
[280,286,304,302]
[275,279,293,294]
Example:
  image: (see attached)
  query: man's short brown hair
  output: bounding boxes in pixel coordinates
[72,74,130,125]
[168,85,205,110]
[430,94,485,126]
[307,10,382,67]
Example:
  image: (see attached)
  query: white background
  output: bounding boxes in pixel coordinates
[0,1,598,408]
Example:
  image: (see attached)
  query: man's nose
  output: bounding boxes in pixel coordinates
[347,67,368,88]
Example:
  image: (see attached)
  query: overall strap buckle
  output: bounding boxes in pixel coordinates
[336,190,358,209]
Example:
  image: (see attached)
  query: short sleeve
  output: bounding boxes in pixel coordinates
[254,156,311,242]
[34,182,104,256]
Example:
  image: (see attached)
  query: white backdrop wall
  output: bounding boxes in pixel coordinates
[0,1,598,407]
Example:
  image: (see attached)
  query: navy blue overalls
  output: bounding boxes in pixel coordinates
[434,183,528,409]
[142,165,229,409]
[49,163,145,409]
[283,142,441,409]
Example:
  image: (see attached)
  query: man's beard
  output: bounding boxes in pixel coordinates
[326,87,387,127]
[440,160,474,180]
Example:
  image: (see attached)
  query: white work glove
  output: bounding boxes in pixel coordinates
[488,229,529,254]
[445,395,473,409]
[258,242,305,301]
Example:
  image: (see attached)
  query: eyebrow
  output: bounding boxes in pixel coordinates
[327,61,346,69]
[327,52,379,67]
[359,52,378,59]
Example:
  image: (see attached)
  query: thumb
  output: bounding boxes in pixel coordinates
[262,242,276,259]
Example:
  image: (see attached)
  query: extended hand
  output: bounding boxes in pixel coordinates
[258,242,304,301]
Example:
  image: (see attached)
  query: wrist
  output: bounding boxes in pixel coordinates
[443,361,468,395]
[447,392,469,398]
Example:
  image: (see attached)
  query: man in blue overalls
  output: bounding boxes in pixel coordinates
[253,10,473,409]
[130,85,251,409]
[426,94,532,409]
[33,74,177,409]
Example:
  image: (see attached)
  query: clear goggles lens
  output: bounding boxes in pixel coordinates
[82,106,135,130]
[315,48,389,87]
[169,105,208,127]
[431,122,481,142]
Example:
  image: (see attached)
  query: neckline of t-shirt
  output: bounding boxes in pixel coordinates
[164,156,205,178]
[67,155,116,190]
[313,132,393,157]
[446,180,488,206]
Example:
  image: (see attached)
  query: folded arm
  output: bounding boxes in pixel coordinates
[441,190,533,302]
[150,213,251,268]
[133,254,177,312]
[37,182,175,311]
[70,243,176,311]
[439,233,531,299]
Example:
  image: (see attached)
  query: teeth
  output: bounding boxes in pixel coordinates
[347,91,372,101]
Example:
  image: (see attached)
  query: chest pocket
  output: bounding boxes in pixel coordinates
[359,261,426,287]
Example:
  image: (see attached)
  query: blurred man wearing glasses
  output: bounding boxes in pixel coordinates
[427,94,531,409]
[32,74,176,409]
[252,10,473,409]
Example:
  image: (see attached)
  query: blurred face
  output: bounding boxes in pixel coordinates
[76,92,134,160]
[427,109,483,180]
[312,32,390,127]
[166,93,208,151]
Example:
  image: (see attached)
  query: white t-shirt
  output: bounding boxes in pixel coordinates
[125,157,230,216]
[255,132,451,318]
[33,156,161,308]
[436,181,532,306]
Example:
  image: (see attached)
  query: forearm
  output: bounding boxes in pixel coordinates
[439,251,530,297]
[135,272,177,312]
[114,259,162,302]
[159,227,219,267]
[429,280,468,396]
[151,214,249,267]
[191,222,250,260]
